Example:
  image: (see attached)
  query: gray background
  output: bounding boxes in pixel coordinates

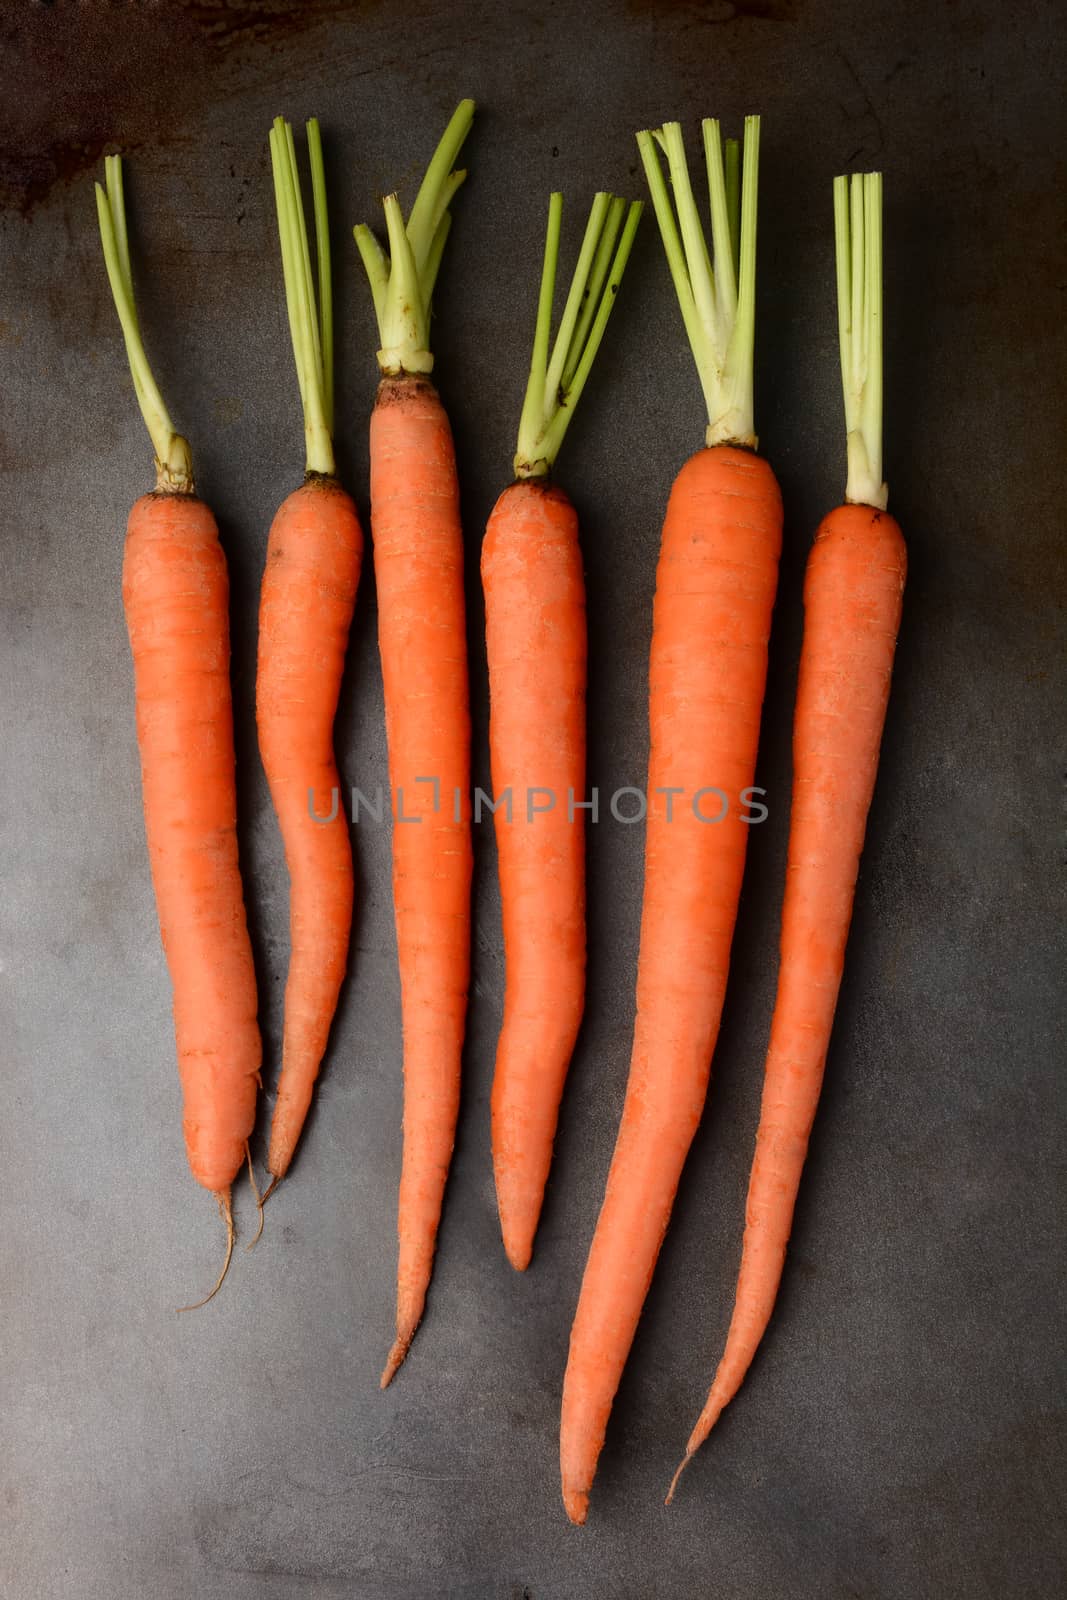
[1,1,1064,1596]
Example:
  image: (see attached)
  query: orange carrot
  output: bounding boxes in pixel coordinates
[96,157,261,1285]
[669,171,905,1499]
[354,102,475,1384]
[561,115,781,1523]
[258,119,363,1189]
[483,190,641,1269]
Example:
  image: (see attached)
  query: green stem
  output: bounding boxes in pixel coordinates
[702,120,736,321]
[562,195,626,391]
[269,117,334,477]
[516,192,562,478]
[95,155,193,493]
[422,210,453,305]
[354,99,475,376]
[637,113,761,449]
[724,137,741,282]
[307,118,333,436]
[514,192,642,478]
[834,170,886,509]
[543,192,612,412]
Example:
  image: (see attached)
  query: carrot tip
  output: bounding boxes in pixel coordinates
[665,1451,694,1506]
[380,1335,410,1389]
[562,1486,589,1526]
[176,1189,235,1313]
[503,1236,533,1273]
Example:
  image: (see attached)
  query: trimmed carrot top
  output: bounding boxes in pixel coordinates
[269,117,335,477]
[353,99,475,378]
[637,115,761,449]
[835,171,887,509]
[514,192,642,479]
[95,157,193,493]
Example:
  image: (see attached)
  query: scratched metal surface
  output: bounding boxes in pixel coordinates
[1,1,1064,1596]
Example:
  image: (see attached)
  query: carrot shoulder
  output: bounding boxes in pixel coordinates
[354,102,475,1385]
[257,118,363,1186]
[485,190,642,1270]
[97,158,261,1219]
[669,171,906,1498]
[561,115,781,1524]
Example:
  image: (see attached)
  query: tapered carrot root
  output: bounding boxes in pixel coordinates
[484,479,587,1270]
[560,445,782,1524]
[483,191,640,1274]
[354,101,475,1381]
[257,119,363,1187]
[671,503,905,1488]
[99,154,261,1270]
[258,478,363,1180]
[124,492,262,1194]
[668,169,902,1501]
[372,372,472,1384]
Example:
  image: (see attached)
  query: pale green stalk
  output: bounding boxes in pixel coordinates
[636,129,715,419]
[514,192,643,478]
[354,99,475,376]
[834,171,887,508]
[562,195,626,390]
[702,120,736,319]
[660,122,722,357]
[516,193,563,477]
[306,118,333,434]
[269,116,334,477]
[422,211,453,305]
[724,137,741,281]
[544,192,612,410]
[637,114,762,448]
[536,200,643,470]
[95,155,193,492]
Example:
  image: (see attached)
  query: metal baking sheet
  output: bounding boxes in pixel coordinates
[2,2,1063,1596]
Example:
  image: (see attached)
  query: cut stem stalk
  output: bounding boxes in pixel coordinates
[95,156,193,492]
[834,170,886,508]
[637,114,762,448]
[269,116,334,477]
[354,100,475,376]
[514,192,642,479]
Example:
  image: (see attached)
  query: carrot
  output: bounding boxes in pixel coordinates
[483,190,642,1270]
[668,171,906,1499]
[353,101,475,1384]
[257,119,363,1194]
[560,116,782,1523]
[96,158,261,1292]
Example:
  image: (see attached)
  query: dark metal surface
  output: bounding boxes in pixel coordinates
[2,2,1064,1596]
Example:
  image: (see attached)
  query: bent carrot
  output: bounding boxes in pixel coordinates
[484,190,642,1270]
[96,157,261,1280]
[258,119,363,1189]
[561,116,782,1523]
[354,101,475,1385]
[669,171,905,1498]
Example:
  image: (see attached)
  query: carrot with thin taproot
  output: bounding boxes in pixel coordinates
[484,190,642,1270]
[96,157,261,1295]
[354,101,475,1385]
[668,171,905,1500]
[561,116,782,1524]
[258,118,363,1193]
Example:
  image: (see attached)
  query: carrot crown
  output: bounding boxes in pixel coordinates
[353,99,475,377]
[835,171,887,510]
[514,192,642,479]
[637,116,760,449]
[269,117,335,478]
[95,157,194,494]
